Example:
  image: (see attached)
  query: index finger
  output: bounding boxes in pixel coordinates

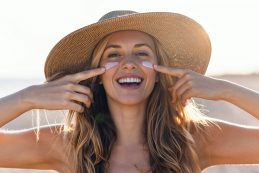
[72,67,105,83]
[153,64,186,78]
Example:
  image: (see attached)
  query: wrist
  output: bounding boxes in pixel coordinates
[19,85,37,110]
[217,80,237,102]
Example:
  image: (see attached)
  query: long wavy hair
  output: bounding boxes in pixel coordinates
[48,32,209,173]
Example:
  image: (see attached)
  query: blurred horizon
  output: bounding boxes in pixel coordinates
[1,72,259,98]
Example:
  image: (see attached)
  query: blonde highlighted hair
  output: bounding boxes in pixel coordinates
[48,32,210,173]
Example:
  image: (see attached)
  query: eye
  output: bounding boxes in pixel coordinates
[136,52,149,56]
[108,52,121,58]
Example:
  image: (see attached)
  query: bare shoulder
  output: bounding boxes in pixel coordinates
[37,124,73,171]
[0,124,72,171]
[190,119,225,169]
[191,118,259,169]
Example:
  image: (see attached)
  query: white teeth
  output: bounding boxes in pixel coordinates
[118,77,142,84]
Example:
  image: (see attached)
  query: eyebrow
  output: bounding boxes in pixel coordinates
[105,44,121,49]
[104,43,154,50]
[134,43,153,50]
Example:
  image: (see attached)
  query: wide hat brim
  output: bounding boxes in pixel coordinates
[44,12,211,79]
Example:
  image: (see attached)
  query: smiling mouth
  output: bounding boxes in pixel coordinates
[116,76,144,88]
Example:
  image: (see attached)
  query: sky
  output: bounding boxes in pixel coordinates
[0,0,259,80]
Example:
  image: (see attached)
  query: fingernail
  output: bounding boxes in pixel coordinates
[153,64,158,69]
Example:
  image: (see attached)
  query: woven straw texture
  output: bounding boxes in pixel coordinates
[44,11,211,79]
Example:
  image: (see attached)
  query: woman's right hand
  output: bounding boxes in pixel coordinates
[23,67,105,113]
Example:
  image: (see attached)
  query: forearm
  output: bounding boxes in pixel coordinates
[220,80,259,120]
[0,87,32,127]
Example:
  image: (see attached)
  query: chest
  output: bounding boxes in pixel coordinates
[59,145,152,173]
[105,161,152,173]
[105,147,152,173]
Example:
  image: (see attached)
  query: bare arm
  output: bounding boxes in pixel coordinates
[154,65,259,120]
[0,68,104,170]
[221,80,259,119]
[0,88,33,127]
[0,125,66,170]
[154,65,259,168]
[194,119,259,169]
[0,67,104,128]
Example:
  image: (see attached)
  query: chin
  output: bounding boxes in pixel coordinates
[110,95,148,106]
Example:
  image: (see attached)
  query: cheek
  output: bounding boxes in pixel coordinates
[145,70,157,87]
[101,71,114,89]
[148,68,157,79]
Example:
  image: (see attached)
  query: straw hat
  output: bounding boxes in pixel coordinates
[44,10,211,79]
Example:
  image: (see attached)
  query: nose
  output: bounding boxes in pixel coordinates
[121,56,138,70]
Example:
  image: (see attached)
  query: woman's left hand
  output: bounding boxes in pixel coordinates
[154,65,227,106]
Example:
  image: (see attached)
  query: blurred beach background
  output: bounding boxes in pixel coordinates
[1,0,259,172]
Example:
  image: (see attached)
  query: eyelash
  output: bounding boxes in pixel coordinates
[107,52,121,58]
[107,51,149,58]
[136,52,149,56]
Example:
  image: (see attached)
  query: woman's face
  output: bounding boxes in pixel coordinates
[99,30,158,105]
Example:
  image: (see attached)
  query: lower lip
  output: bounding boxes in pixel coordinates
[117,83,143,90]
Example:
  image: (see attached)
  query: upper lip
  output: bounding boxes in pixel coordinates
[116,74,144,81]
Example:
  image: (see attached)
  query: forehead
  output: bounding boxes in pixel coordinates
[106,30,155,48]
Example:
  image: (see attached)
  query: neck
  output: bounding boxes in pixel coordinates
[107,98,147,147]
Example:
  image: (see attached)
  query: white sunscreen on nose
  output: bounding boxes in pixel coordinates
[104,62,119,70]
[142,61,154,69]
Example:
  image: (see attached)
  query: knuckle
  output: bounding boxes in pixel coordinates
[86,101,91,107]
[64,91,73,98]
[87,96,93,104]
[77,73,84,79]
[76,105,83,112]
[78,94,89,104]
[65,82,75,90]
[82,95,88,102]
[73,73,83,82]
[62,100,69,107]
[83,86,91,94]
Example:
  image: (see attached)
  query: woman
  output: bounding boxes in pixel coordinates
[0,10,259,173]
